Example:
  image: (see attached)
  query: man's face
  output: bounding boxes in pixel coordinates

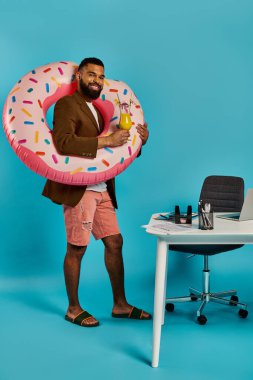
[77,63,105,100]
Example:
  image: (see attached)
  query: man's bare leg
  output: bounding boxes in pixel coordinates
[102,234,151,318]
[64,242,99,326]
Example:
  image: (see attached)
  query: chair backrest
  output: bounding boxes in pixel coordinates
[199,176,244,212]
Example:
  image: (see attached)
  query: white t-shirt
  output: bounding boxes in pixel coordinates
[86,101,107,192]
[86,101,100,131]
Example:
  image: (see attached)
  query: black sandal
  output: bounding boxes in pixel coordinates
[65,310,99,327]
[112,306,152,320]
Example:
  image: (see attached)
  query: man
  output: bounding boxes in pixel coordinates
[43,57,150,327]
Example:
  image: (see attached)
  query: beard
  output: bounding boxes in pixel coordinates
[79,78,103,100]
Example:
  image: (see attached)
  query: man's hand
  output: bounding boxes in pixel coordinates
[98,130,130,148]
[108,130,130,146]
[136,122,149,145]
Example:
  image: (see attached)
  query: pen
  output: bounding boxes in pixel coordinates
[201,208,212,227]
[159,214,170,220]
[204,203,211,213]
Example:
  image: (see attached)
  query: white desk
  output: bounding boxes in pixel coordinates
[146,213,253,368]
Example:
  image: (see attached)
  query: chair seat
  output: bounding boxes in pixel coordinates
[169,244,244,255]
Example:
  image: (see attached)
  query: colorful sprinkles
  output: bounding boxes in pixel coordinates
[70,167,83,175]
[29,78,38,83]
[4,62,143,185]
[58,67,64,75]
[35,131,39,143]
[52,154,58,164]
[51,76,61,87]
[102,159,110,167]
[104,147,114,154]
[10,87,20,95]
[21,108,32,117]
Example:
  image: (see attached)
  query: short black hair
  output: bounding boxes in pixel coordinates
[78,57,104,71]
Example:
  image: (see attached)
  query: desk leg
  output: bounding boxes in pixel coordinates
[162,251,168,325]
[152,238,168,368]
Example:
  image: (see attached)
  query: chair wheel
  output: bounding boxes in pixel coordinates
[165,303,174,312]
[229,295,239,306]
[190,293,198,301]
[238,309,248,319]
[197,315,207,325]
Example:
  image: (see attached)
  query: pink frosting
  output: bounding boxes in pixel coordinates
[2,62,143,185]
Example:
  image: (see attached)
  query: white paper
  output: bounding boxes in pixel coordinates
[142,215,198,235]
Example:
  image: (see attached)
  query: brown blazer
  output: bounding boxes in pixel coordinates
[42,91,118,208]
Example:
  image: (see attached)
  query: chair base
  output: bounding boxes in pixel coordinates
[165,256,248,323]
[166,287,247,318]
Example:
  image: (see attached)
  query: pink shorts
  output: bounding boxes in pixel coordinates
[63,190,120,246]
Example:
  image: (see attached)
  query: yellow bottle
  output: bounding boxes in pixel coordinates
[119,113,132,130]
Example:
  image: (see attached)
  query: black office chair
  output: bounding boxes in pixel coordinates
[166,175,248,325]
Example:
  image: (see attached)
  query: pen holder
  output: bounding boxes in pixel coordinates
[199,211,214,230]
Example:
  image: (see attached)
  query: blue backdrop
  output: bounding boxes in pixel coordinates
[0,0,253,380]
[1,0,253,320]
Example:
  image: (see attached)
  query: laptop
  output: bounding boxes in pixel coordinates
[217,188,253,221]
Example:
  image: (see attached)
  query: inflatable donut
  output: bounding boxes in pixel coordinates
[2,61,144,185]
